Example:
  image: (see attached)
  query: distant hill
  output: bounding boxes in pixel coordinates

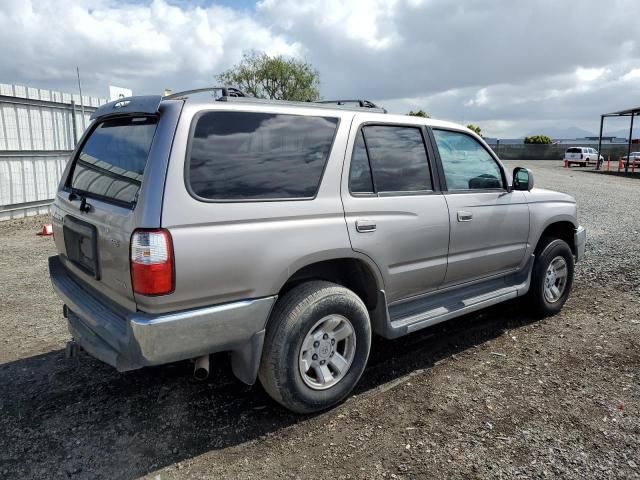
[526,127,595,139]
[525,126,640,140]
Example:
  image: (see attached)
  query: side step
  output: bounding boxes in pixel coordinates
[371,256,534,340]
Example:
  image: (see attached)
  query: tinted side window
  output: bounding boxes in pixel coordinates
[188,112,338,200]
[362,125,432,192]
[433,129,503,190]
[349,130,374,193]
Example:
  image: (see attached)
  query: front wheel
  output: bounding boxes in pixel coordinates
[259,281,372,413]
[528,238,574,316]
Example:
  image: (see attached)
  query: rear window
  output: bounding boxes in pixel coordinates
[69,116,157,207]
[187,111,339,200]
[566,148,582,153]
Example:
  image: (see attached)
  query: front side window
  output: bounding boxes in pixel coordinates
[357,125,432,193]
[433,129,503,190]
[188,112,338,200]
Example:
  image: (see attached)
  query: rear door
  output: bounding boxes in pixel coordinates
[341,117,450,303]
[430,128,530,286]
[51,106,177,310]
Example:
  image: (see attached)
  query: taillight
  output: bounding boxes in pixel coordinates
[580,153,583,159]
[130,229,174,296]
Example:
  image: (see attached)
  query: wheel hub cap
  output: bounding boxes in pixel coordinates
[543,256,568,303]
[298,314,356,390]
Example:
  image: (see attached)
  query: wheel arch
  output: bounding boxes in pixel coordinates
[534,220,577,255]
[276,255,384,312]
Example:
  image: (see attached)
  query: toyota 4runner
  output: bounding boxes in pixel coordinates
[49,88,586,413]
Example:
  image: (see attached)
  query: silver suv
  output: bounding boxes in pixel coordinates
[49,89,586,413]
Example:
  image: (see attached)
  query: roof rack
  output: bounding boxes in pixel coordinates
[164,86,248,100]
[163,87,388,113]
[315,99,387,113]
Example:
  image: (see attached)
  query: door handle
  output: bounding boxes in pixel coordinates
[356,220,377,233]
[457,211,473,222]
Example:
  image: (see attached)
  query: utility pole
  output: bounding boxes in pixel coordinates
[76,67,86,130]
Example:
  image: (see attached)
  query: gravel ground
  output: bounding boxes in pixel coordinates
[0,160,638,479]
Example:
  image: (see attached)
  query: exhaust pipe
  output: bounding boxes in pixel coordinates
[65,339,79,359]
[193,355,210,380]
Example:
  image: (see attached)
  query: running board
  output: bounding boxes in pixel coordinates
[371,255,534,339]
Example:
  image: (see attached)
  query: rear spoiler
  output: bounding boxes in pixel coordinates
[90,95,163,120]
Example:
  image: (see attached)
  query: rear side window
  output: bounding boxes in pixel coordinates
[349,125,432,194]
[188,112,339,200]
[349,130,374,193]
[69,116,157,206]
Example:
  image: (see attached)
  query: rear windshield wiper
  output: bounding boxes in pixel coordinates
[68,191,93,213]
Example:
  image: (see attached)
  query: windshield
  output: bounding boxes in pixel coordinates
[68,116,158,207]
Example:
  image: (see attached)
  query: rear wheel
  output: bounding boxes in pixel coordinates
[528,238,574,316]
[259,280,372,413]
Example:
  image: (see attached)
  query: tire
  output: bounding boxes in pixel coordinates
[258,280,372,413]
[528,238,574,316]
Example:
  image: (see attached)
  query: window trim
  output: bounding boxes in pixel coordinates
[427,127,508,194]
[347,121,440,198]
[184,109,341,203]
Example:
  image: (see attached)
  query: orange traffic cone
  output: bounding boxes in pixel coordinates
[37,224,53,236]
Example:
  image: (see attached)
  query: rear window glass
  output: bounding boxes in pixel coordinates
[188,112,338,200]
[566,148,582,153]
[69,116,157,206]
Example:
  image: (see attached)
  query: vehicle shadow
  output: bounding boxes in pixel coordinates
[0,300,541,480]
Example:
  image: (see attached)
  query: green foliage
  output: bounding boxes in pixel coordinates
[523,135,553,144]
[407,109,430,118]
[216,51,320,101]
[467,124,482,136]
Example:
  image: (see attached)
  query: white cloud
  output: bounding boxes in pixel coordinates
[575,67,609,82]
[258,0,400,50]
[621,68,640,82]
[465,88,489,107]
[0,0,299,95]
[1,0,639,136]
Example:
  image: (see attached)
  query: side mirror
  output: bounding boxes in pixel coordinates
[512,167,534,191]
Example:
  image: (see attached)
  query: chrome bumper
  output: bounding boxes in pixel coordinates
[48,255,276,384]
[574,225,586,262]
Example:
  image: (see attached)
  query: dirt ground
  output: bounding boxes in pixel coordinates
[0,161,638,479]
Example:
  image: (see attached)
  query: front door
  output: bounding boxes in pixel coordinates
[341,117,450,303]
[431,128,530,286]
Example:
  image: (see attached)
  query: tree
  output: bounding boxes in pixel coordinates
[524,135,552,144]
[407,109,430,118]
[216,51,320,101]
[467,124,482,136]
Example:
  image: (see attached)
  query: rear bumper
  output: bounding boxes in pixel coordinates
[49,255,276,384]
[574,225,586,262]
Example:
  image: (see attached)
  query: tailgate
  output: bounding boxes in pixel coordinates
[565,148,582,159]
[52,114,160,310]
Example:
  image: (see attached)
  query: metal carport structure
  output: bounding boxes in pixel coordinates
[596,106,640,171]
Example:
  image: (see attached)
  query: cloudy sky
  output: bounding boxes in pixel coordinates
[2,0,639,137]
